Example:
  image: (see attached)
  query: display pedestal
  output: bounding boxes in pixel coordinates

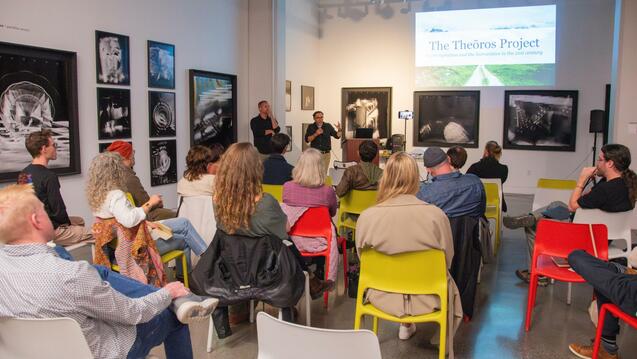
[342,138,381,164]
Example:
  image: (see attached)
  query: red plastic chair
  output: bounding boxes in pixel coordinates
[289,206,348,308]
[593,303,637,358]
[525,220,608,331]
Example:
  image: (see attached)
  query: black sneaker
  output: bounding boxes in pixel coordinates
[503,215,536,229]
[515,269,549,287]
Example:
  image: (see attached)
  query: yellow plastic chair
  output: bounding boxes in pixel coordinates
[325,176,333,186]
[354,249,448,359]
[537,178,577,190]
[262,184,283,202]
[483,182,501,255]
[336,190,378,239]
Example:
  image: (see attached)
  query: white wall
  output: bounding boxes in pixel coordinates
[0,0,249,221]
[316,0,615,193]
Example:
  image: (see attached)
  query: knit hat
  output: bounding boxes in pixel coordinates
[423,147,447,168]
[106,141,133,160]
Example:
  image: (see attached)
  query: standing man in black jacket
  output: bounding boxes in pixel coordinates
[304,111,341,175]
[250,100,280,160]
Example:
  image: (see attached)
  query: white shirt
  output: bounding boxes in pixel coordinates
[94,190,147,228]
[177,174,215,197]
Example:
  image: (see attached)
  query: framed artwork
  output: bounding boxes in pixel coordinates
[503,90,578,151]
[150,139,177,186]
[301,85,314,110]
[147,40,175,89]
[285,80,291,112]
[413,91,480,148]
[285,125,293,152]
[148,91,176,137]
[302,123,311,151]
[99,140,131,152]
[97,87,131,140]
[0,42,80,182]
[95,30,130,85]
[342,87,392,140]
[189,69,237,148]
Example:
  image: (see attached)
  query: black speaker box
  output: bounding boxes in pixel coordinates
[589,109,605,133]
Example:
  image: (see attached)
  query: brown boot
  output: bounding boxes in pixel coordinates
[625,267,637,275]
[568,342,618,359]
[309,277,335,300]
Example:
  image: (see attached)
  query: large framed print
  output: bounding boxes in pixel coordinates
[413,91,480,148]
[147,40,175,89]
[95,30,130,85]
[148,91,176,137]
[0,42,80,182]
[97,87,131,140]
[189,69,237,148]
[503,90,578,151]
[150,139,177,186]
[342,87,392,140]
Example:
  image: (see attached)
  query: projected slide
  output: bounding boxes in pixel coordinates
[415,5,556,87]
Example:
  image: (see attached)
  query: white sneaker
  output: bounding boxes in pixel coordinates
[398,323,416,340]
[175,298,219,324]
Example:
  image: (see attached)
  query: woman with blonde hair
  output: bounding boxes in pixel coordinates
[355,152,463,354]
[282,148,338,284]
[87,151,207,285]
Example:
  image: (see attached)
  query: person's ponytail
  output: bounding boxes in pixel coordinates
[621,168,637,206]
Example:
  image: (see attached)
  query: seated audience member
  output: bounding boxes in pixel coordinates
[355,152,463,346]
[335,140,383,197]
[282,148,338,285]
[87,152,208,285]
[505,144,637,284]
[447,145,468,172]
[263,133,294,185]
[567,250,637,359]
[177,144,224,197]
[0,185,219,359]
[202,143,333,338]
[107,141,176,220]
[467,141,509,212]
[17,130,92,246]
[417,147,486,218]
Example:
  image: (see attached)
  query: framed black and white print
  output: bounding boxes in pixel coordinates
[285,125,293,152]
[189,69,237,148]
[150,139,177,186]
[147,41,175,89]
[413,91,480,148]
[148,91,176,137]
[503,90,578,151]
[342,87,392,140]
[0,42,80,182]
[301,85,314,110]
[95,30,130,85]
[285,80,291,112]
[97,87,131,140]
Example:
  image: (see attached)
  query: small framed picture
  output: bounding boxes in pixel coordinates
[148,91,176,137]
[150,139,177,186]
[285,125,293,152]
[95,30,130,85]
[301,85,314,110]
[97,87,131,140]
[147,40,175,89]
[285,80,292,112]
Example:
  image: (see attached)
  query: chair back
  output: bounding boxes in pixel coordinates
[0,317,93,359]
[482,181,500,210]
[325,176,333,186]
[256,312,381,359]
[357,249,447,299]
[289,207,332,241]
[573,208,634,241]
[262,184,283,202]
[533,220,608,262]
[178,195,216,245]
[481,178,502,204]
[125,192,136,206]
[340,190,378,216]
[532,178,577,211]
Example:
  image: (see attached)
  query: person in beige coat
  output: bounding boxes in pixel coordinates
[355,152,463,357]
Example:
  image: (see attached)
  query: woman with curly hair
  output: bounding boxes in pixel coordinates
[87,151,208,284]
[177,144,224,197]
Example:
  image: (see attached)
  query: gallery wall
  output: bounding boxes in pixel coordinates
[315,0,615,193]
[0,0,250,221]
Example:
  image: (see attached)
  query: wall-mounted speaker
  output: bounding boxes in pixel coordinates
[589,109,605,133]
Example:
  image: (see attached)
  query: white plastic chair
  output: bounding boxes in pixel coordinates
[177,195,216,246]
[573,208,635,260]
[532,178,577,211]
[256,312,382,359]
[0,317,93,359]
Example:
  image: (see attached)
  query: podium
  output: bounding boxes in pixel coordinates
[342,138,381,164]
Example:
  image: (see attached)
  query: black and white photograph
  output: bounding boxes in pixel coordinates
[149,91,176,137]
[413,91,480,148]
[285,125,293,152]
[189,69,237,148]
[0,42,80,182]
[99,140,131,152]
[95,30,130,85]
[285,80,291,112]
[97,87,131,140]
[342,87,392,140]
[302,123,311,151]
[301,85,314,110]
[503,90,578,151]
[150,139,177,186]
[147,40,175,89]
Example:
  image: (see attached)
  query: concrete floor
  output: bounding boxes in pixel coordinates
[148,194,637,358]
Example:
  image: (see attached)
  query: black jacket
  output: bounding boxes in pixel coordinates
[467,157,509,212]
[190,230,305,308]
[263,154,294,185]
[448,216,482,319]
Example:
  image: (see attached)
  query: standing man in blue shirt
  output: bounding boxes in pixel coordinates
[417,147,486,218]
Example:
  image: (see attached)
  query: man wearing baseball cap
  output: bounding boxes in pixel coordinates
[417,147,485,218]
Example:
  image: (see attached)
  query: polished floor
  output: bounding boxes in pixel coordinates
[149,194,637,358]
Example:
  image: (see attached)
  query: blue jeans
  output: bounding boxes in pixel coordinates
[157,218,208,278]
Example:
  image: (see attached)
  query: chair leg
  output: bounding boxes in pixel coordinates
[323,254,330,309]
[341,240,348,291]
[438,320,447,359]
[278,309,283,320]
[525,273,539,331]
[592,305,608,359]
[181,253,189,288]
[372,316,379,334]
[249,300,255,323]
[567,283,572,305]
[304,271,311,326]
[354,312,363,330]
[206,315,214,353]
